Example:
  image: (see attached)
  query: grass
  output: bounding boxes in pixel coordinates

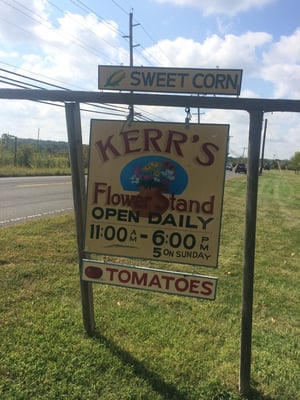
[0,170,299,399]
[0,166,71,177]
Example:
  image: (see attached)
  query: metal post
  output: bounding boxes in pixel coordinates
[259,118,268,174]
[239,109,264,395]
[65,102,95,336]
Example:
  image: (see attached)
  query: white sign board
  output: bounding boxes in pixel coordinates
[82,259,218,300]
[98,66,242,95]
[84,121,229,268]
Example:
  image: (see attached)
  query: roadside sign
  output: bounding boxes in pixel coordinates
[98,66,242,95]
[82,259,218,300]
[84,120,229,268]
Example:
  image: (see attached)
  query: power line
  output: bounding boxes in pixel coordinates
[70,0,127,37]
[107,0,161,66]
[0,68,129,116]
[0,68,69,91]
[111,0,128,16]
[3,0,172,68]
[2,0,52,28]
[58,0,167,67]
[64,0,158,67]
[0,67,169,121]
[2,0,116,63]
[0,2,171,122]
[138,24,175,66]
[47,0,120,54]
[0,63,127,117]
[66,0,155,67]
[0,61,80,90]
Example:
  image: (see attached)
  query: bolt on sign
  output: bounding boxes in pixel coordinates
[98,66,242,95]
[84,120,229,268]
[82,260,218,300]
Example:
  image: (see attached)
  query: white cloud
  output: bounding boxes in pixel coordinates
[11,12,126,90]
[143,28,300,103]
[261,64,300,99]
[0,0,126,88]
[144,32,272,72]
[261,29,300,98]
[1,100,67,142]
[0,1,298,160]
[263,28,300,65]
[0,0,49,43]
[154,0,276,16]
[262,113,300,159]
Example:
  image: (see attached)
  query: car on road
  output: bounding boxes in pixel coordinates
[235,163,247,174]
[226,163,233,171]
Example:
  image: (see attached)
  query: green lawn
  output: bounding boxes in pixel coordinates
[0,170,299,399]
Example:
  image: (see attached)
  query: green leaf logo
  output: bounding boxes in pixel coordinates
[104,70,126,87]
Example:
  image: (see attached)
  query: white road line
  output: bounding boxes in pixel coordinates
[0,208,73,226]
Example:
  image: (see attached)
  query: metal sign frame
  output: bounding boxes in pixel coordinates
[1,88,299,396]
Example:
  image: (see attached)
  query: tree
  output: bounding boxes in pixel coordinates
[18,145,34,168]
[289,151,300,172]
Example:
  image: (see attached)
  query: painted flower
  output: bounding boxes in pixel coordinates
[130,160,176,190]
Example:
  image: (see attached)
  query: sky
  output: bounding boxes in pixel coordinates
[0,0,299,160]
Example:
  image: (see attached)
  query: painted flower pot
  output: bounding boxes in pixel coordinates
[132,185,169,217]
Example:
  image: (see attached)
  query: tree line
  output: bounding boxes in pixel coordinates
[1,133,298,172]
[0,134,88,169]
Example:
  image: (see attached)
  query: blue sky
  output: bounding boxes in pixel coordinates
[0,0,299,159]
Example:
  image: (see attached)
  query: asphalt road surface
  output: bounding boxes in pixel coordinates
[0,176,74,227]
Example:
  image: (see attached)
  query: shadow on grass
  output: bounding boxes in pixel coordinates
[93,331,189,400]
[92,332,277,400]
[246,388,276,400]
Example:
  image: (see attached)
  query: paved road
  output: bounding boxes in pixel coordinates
[0,176,74,227]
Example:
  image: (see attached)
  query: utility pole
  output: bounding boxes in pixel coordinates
[129,12,139,66]
[192,94,205,124]
[123,11,140,121]
[241,146,247,159]
[228,135,233,159]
